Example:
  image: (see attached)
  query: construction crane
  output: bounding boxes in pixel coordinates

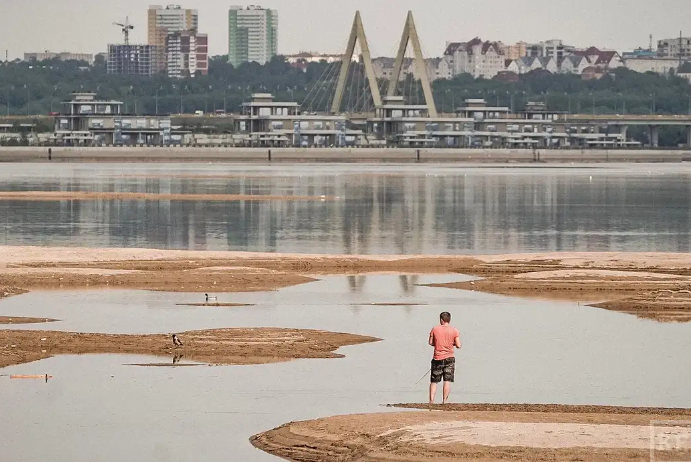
[113,17,134,45]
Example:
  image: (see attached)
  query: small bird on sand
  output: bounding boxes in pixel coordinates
[205,293,217,302]
[172,334,183,347]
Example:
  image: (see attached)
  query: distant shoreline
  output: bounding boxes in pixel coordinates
[0,147,688,163]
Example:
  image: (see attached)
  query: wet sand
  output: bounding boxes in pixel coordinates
[426,254,691,322]
[0,191,334,202]
[0,316,57,325]
[3,247,691,321]
[0,328,380,369]
[175,303,254,307]
[252,404,691,461]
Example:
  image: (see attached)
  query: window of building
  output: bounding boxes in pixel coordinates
[272,121,283,130]
[314,121,323,130]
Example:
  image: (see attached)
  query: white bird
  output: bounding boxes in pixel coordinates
[172,334,183,347]
[205,293,217,302]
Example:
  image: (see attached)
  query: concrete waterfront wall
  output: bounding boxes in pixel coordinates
[0,146,686,163]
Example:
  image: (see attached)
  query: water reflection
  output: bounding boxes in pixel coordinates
[1,165,690,254]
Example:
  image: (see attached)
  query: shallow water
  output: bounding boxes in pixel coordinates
[1,276,691,461]
[1,163,691,253]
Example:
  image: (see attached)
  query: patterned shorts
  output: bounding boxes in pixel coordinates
[430,357,456,383]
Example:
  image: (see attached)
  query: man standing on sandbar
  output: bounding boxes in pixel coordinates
[428,311,461,404]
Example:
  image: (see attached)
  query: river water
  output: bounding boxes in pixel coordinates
[1,163,690,461]
[0,163,690,253]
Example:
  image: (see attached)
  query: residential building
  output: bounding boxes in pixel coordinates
[166,31,208,78]
[228,5,278,67]
[54,92,173,146]
[527,39,574,63]
[148,4,198,72]
[625,57,680,75]
[285,52,343,64]
[573,47,624,70]
[444,38,505,79]
[560,55,589,74]
[507,56,543,74]
[106,44,161,76]
[499,42,528,60]
[372,57,450,82]
[23,51,93,63]
[657,36,691,59]
[538,57,559,74]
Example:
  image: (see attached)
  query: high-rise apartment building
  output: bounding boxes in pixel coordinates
[527,39,574,64]
[228,5,278,67]
[166,31,208,78]
[148,4,202,77]
[657,37,691,60]
[107,45,161,76]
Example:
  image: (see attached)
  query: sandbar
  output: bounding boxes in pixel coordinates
[3,247,691,321]
[0,191,334,202]
[252,404,691,461]
[0,316,57,325]
[0,327,380,369]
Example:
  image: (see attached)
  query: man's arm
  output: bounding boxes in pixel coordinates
[429,331,435,346]
[454,333,462,349]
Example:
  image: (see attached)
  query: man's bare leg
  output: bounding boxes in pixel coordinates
[429,382,437,404]
[442,381,452,404]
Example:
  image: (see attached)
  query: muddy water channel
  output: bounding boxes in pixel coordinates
[1,275,691,461]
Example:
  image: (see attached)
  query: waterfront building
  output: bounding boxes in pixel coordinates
[228,5,278,67]
[54,92,173,146]
[367,97,630,149]
[233,93,361,147]
[107,45,161,76]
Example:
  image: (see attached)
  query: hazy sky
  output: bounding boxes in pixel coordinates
[1,0,690,60]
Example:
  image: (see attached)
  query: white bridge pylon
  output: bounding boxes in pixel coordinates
[330,10,437,118]
[330,11,382,114]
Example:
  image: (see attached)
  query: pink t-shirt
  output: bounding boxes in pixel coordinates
[430,324,460,360]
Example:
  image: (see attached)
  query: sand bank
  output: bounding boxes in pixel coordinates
[252,404,691,461]
[0,328,380,369]
[3,247,691,321]
[0,317,57,325]
[0,191,333,202]
[427,253,691,322]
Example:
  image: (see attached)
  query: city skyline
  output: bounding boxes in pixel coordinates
[2,0,691,61]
